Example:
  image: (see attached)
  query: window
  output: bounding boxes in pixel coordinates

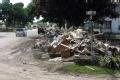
[105,21,111,29]
[118,25,120,30]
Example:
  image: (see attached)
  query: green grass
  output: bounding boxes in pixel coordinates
[62,64,120,75]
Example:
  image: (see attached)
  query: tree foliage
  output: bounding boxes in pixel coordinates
[34,0,119,26]
[25,1,36,23]
[0,2,35,27]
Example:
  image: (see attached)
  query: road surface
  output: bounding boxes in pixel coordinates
[0,32,119,80]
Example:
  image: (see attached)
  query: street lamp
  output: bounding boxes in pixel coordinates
[86,10,96,56]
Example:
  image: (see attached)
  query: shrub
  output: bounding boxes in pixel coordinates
[98,55,120,69]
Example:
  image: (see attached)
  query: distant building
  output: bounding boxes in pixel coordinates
[101,3,120,34]
[84,4,120,41]
[85,3,120,34]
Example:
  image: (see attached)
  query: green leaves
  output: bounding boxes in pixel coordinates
[33,0,119,26]
[99,56,120,68]
[25,2,36,23]
[0,2,34,27]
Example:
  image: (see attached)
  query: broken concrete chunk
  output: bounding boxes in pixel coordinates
[48,57,62,62]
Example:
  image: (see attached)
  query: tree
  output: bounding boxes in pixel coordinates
[34,0,119,26]
[0,3,13,26]
[25,1,36,23]
[0,2,35,27]
[14,2,24,8]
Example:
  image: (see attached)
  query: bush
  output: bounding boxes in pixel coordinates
[98,55,120,69]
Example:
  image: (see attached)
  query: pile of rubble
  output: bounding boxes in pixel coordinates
[34,27,120,60]
[48,29,85,58]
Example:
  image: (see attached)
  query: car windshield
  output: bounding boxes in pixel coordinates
[16,29,23,31]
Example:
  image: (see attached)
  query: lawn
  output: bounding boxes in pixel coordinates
[61,64,120,75]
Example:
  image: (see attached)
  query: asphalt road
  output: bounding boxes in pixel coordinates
[0,32,119,80]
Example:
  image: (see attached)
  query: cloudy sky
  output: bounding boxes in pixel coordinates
[10,0,31,7]
[0,0,31,7]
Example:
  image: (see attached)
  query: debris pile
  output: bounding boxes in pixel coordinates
[47,28,120,58]
[47,29,86,58]
[33,27,120,60]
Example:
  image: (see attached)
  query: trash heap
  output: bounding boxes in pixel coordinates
[33,26,120,68]
[33,27,120,60]
[47,28,120,58]
[48,29,92,58]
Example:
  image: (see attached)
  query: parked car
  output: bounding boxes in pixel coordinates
[15,28,27,37]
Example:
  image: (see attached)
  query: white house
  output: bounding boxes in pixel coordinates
[103,3,120,34]
[85,3,120,34]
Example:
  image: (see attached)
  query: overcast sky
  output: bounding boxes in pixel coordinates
[0,0,31,7]
[10,0,31,7]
